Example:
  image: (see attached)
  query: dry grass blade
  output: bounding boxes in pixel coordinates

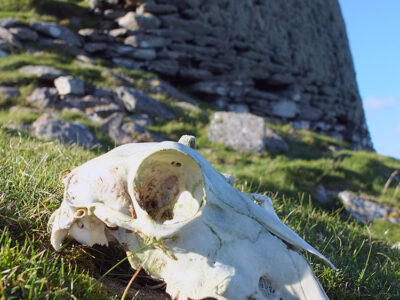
[380,170,399,202]
[121,259,148,300]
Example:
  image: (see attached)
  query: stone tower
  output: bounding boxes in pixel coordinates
[96,0,373,149]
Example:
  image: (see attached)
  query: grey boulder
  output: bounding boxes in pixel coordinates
[100,113,160,145]
[27,87,58,108]
[0,18,17,28]
[0,27,22,48]
[0,86,20,99]
[19,65,66,80]
[116,86,175,120]
[208,112,289,154]
[264,127,289,154]
[31,114,98,148]
[338,191,400,223]
[8,27,38,41]
[207,112,266,153]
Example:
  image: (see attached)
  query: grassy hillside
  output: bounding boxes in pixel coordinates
[1,125,400,299]
[1,0,400,299]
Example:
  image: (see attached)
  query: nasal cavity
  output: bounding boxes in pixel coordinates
[137,172,180,223]
[258,274,276,297]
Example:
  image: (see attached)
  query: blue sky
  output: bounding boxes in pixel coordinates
[338,0,400,159]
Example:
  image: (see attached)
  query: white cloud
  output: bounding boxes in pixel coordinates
[364,96,396,110]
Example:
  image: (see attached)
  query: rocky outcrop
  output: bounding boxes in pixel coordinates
[339,191,400,223]
[23,70,178,146]
[0,0,373,149]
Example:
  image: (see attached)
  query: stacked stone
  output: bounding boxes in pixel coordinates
[92,0,373,149]
[0,0,373,149]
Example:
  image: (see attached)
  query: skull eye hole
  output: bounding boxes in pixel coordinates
[134,150,205,224]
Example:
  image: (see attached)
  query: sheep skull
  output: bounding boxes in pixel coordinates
[49,135,334,299]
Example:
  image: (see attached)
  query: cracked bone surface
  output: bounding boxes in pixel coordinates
[49,135,334,299]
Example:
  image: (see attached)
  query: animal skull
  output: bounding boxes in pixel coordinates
[49,135,335,299]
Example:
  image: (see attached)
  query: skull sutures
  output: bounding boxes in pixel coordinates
[49,136,335,299]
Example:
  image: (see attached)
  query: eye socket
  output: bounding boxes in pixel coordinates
[134,150,205,224]
[77,220,84,229]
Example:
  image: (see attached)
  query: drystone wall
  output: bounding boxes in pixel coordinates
[6,0,374,149]
[93,0,372,149]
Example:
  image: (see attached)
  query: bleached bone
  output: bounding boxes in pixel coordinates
[49,136,335,299]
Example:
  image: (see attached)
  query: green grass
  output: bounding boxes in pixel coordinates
[0,128,399,299]
[0,106,41,124]
[0,128,107,299]
[370,219,400,244]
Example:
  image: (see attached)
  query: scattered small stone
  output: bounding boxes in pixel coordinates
[313,185,332,205]
[60,95,112,110]
[19,65,66,80]
[85,103,123,122]
[116,86,175,120]
[93,87,114,98]
[27,87,58,108]
[264,126,289,154]
[272,100,299,119]
[100,112,124,142]
[0,18,17,28]
[132,48,156,60]
[227,104,249,113]
[121,121,162,142]
[30,22,82,47]
[108,28,131,38]
[0,27,22,48]
[8,27,38,41]
[78,28,112,42]
[104,9,126,20]
[124,34,166,48]
[118,12,161,31]
[54,76,85,96]
[0,86,20,99]
[31,114,98,148]
[84,42,107,53]
[100,113,160,145]
[338,191,400,223]
[126,114,153,127]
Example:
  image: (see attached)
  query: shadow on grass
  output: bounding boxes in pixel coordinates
[31,0,99,28]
